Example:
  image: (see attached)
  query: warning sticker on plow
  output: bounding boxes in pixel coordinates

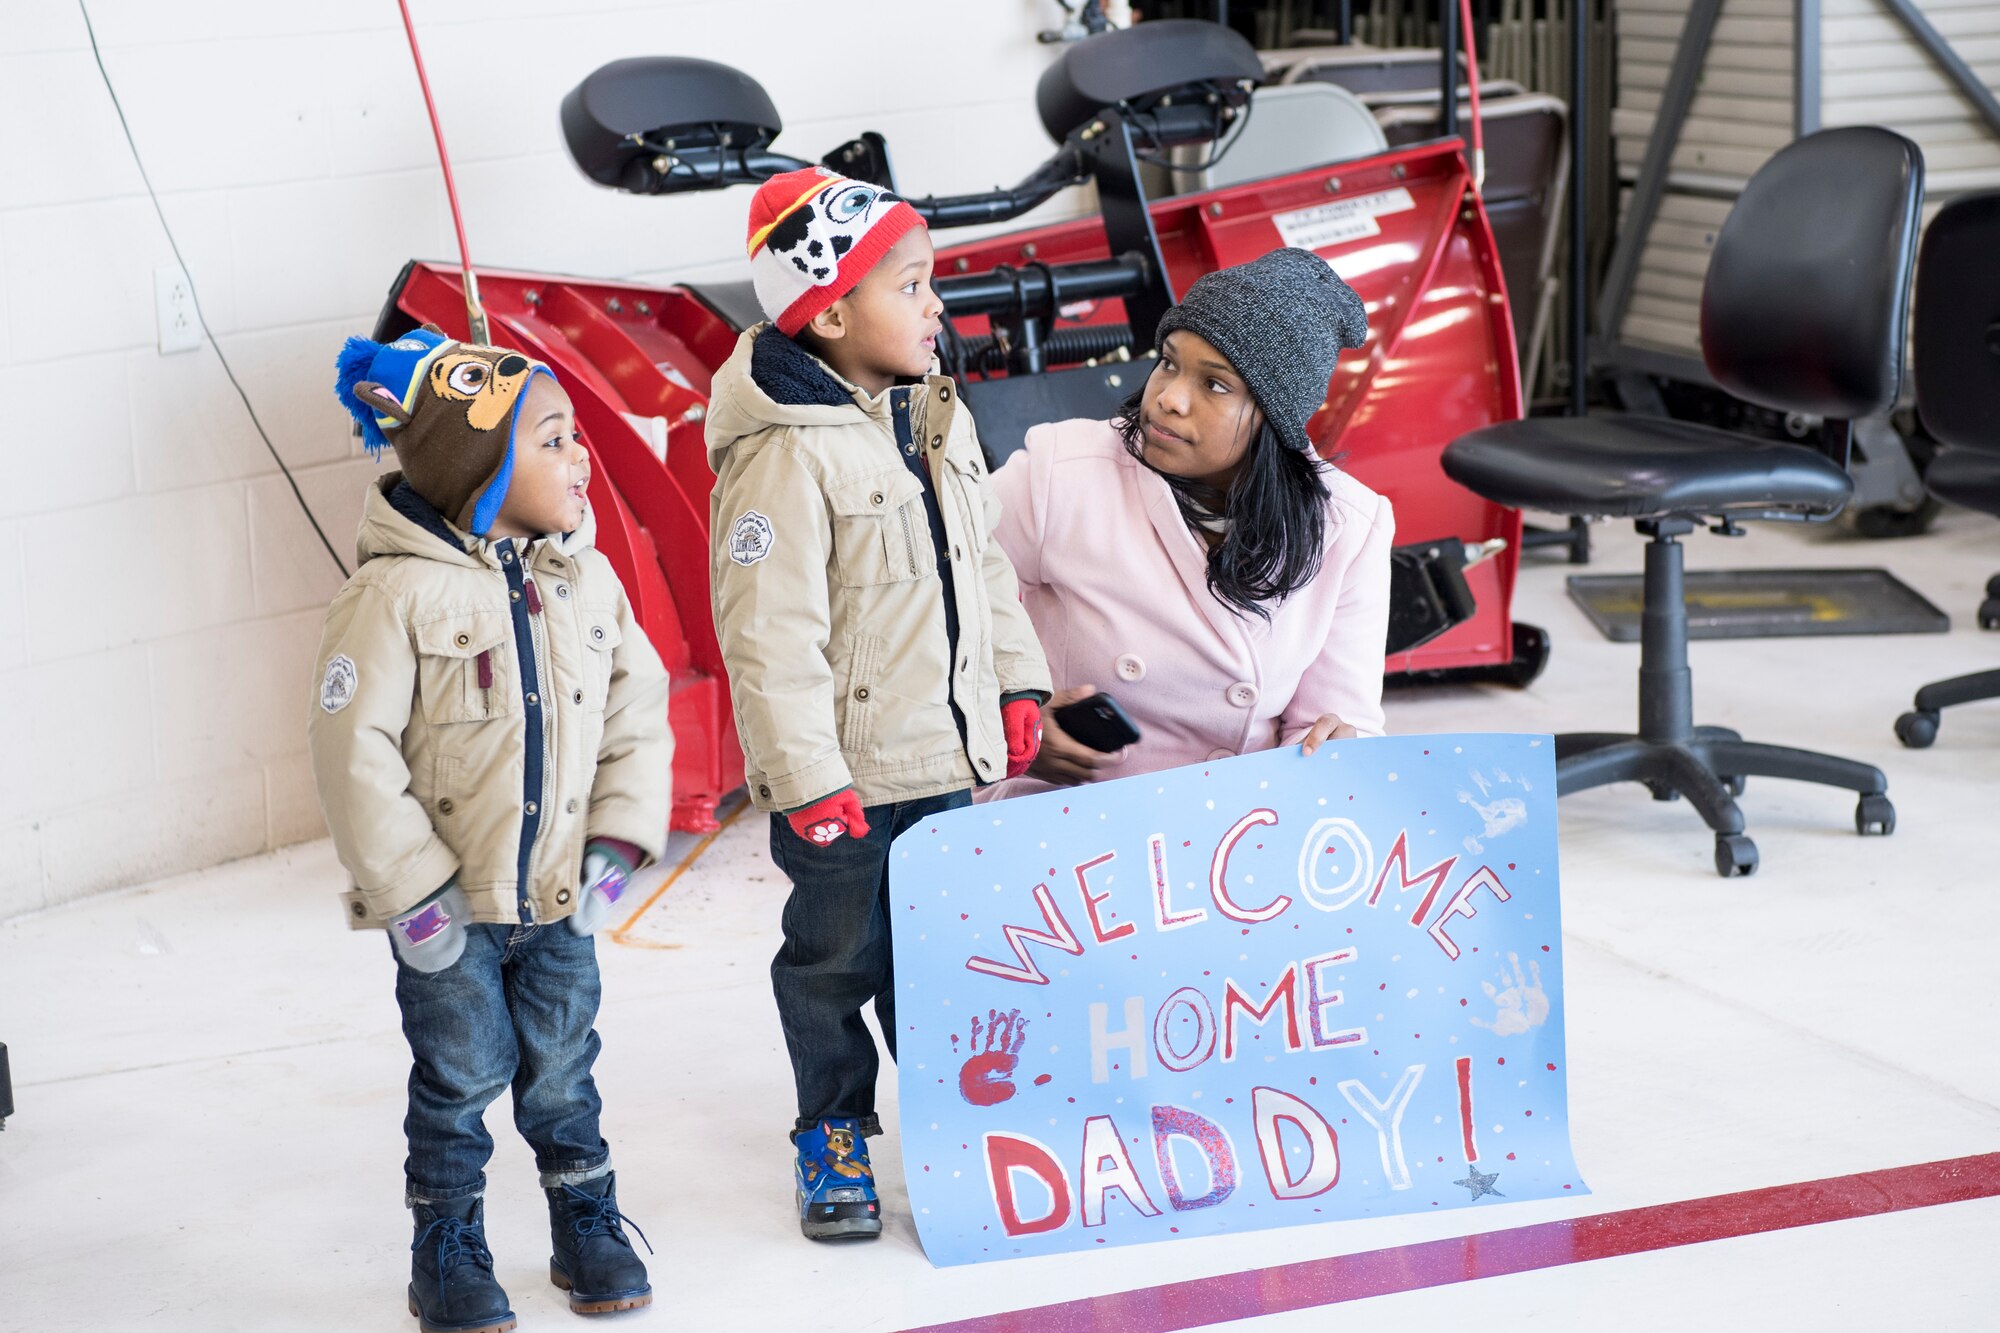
[1272,187,1418,251]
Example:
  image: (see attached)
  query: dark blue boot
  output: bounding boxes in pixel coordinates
[546,1171,653,1315]
[794,1118,882,1241]
[408,1197,515,1333]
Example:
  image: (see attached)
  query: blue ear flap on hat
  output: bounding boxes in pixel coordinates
[337,326,453,458]
[336,335,399,458]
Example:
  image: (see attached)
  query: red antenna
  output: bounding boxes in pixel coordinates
[398,0,490,343]
[1459,0,1486,191]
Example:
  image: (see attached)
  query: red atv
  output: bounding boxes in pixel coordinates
[373,20,1538,833]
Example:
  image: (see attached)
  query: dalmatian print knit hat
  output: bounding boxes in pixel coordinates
[745,167,925,336]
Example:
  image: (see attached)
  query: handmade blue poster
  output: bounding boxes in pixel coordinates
[887,732,1585,1266]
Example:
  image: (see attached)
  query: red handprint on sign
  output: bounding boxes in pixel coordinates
[954,1008,1030,1107]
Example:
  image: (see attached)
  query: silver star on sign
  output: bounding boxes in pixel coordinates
[1454,1168,1504,1200]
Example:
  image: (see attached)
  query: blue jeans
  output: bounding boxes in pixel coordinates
[392,921,610,1204]
[768,789,972,1135]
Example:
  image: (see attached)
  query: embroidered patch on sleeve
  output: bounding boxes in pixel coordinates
[729,510,776,566]
[320,654,358,714]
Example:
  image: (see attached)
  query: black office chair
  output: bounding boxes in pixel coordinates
[1442,127,1923,877]
[1894,190,2000,749]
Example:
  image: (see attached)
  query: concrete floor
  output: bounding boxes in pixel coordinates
[4,506,1998,1332]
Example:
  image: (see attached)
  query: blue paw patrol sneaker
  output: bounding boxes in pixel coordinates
[794,1117,882,1241]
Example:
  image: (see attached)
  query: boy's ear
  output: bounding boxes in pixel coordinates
[804,302,849,343]
[354,381,412,429]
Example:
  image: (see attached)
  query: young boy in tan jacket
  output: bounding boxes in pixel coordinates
[707,168,1052,1241]
[312,326,670,1332]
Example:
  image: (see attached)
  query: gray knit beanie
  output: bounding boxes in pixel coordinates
[1155,247,1368,452]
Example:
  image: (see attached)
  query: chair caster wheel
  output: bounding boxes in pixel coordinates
[1645,780,1680,802]
[1714,834,1758,878]
[1895,710,1939,749]
[1856,794,1896,836]
[1497,622,1552,689]
[1720,774,1745,797]
[1980,598,2000,631]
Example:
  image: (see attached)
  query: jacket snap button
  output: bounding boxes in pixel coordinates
[525,801,538,815]
[438,798,455,815]
[1115,653,1146,682]
[455,633,470,647]
[1227,682,1258,708]
[855,686,871,701]
[930,435,942,449]
[960,657,970,672]
[351,901,366,918]
[940,386,951,401]
[510,589,522,602]
[953,545,963,561]
[573,689,583,704]
[591,626,604,641]
[978,757,992,772]
[556,584,569,599]
[502,550,513,564]
[758,784,772,798]
[527,692,539,706]
[556,888,571,905]
[567,799,579,813]
[871,492,885,506]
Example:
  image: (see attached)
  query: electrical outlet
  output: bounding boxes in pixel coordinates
[155,265,201,355]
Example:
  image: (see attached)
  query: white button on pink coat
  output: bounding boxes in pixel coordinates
[977,417,1395,803]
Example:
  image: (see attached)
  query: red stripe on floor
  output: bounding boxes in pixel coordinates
[896,1152,2000,1333]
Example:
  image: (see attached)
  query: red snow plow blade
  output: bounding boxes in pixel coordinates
[373,23,1533,832]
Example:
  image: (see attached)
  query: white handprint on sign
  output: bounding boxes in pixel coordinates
[1459,768,1529,854]
[1467,952,1549,1037]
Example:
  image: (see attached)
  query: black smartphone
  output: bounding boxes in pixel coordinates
[1053,693,1142,753]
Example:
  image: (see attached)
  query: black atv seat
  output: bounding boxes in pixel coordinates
[1036,19,1264,144]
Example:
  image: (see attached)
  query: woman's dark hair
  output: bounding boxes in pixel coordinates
[1113,379,1335,621]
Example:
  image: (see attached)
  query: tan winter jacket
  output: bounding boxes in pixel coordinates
[706,326,1052,812]
[308,474,672,929]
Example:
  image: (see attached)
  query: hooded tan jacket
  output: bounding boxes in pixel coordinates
[706,326,1051,812]
[308,474,672,929]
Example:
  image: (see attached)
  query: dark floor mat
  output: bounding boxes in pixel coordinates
[1566,567,1950,642]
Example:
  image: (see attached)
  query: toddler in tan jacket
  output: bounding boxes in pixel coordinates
[311,325,670,1331]
[708,168,1052,1242]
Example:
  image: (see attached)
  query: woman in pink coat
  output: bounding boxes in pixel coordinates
[980,247,1393,801]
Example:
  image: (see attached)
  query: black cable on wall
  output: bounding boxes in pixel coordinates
[79,0,353,581]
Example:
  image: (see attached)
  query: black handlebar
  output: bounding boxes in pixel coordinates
[935,253,1152,320]
[623,141,1096,231]
[908,145,1091,228]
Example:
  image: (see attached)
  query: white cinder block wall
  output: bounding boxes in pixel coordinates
[0,0,1086,918]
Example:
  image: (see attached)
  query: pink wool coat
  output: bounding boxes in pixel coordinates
[978,417,1394,802]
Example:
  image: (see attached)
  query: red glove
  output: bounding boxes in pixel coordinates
[1001,697,1043,779]
[786,788,871,847]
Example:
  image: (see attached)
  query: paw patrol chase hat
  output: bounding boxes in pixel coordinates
[334,324,556,536]
[746,167,925,336]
